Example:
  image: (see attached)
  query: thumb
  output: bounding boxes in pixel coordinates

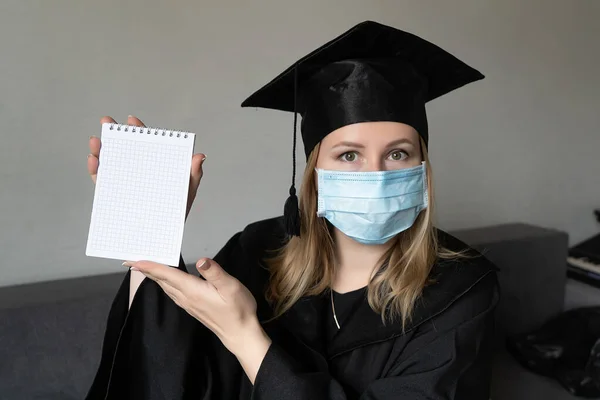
[190,153,206,189]
[196,258,229,287]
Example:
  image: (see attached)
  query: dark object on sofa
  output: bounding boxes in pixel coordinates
[507,307,600,398]
[566,233,600,288]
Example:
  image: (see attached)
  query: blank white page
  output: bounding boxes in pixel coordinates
[86,123,195,266]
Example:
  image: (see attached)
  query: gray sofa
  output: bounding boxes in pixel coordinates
[0,273,121,399]
[0,223,592,399]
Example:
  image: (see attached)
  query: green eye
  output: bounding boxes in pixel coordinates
[389,150,407,161]
[341,152,357,162]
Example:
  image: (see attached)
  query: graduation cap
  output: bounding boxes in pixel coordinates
[241,20,485,237]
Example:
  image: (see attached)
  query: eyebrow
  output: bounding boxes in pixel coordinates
[331,138,415,150]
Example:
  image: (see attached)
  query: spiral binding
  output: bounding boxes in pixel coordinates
[107,123,189,139]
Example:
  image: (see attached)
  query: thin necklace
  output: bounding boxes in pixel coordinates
[331,290,341,330]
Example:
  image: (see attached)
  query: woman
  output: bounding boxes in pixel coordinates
[85,21,499,399]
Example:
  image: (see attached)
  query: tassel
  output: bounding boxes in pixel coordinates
[283,63,301,237]
[284,185,301,237]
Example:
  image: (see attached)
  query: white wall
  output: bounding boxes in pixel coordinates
[1,0,598,287]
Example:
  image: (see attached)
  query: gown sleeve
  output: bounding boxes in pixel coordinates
[252,272,499,400]
[85,232,245,400]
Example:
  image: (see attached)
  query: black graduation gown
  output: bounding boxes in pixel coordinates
[85,216,499,400]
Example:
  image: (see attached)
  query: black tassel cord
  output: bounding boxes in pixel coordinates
[283,64,301,237]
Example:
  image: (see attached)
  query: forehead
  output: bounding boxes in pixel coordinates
[320,121,420,146]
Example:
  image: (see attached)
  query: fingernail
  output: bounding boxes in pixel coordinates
[128,115,134,118]
[123,261,140,271]
[87,154,92,159]
[201,156,206,164]
[197,259,210,270]
[90,135,96,139]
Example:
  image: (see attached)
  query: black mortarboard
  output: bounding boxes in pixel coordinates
[241,20,485,237]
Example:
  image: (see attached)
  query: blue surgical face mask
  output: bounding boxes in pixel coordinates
[316,162,428,245]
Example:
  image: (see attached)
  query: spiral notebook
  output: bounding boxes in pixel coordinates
[86,123,196,266]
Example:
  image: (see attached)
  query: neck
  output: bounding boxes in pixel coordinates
[332,228,391,293]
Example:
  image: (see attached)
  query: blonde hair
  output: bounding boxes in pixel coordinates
[265,138,464,329]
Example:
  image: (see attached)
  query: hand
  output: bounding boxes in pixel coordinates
[123,258,272,383]
[87,115,206,220]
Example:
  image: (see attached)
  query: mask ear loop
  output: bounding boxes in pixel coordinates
[419,137,429,209]
[283,63,301,237]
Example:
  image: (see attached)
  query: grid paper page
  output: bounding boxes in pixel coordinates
[86,123,195,266]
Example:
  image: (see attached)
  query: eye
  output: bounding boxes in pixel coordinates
[339,152,358,162]
[388,150,408,161]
